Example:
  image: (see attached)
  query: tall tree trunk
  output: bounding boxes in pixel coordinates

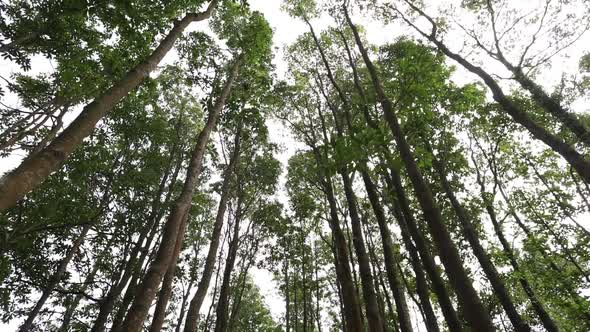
[338,26,438,331]
[19,173,116,332]
[383,168,458,331]
[310,144,363,331]
[213,196,244,332]
[301,228,309,332]
[110,171,183,332]
[339,168,384,332]
[120,59,240,332]
[491,45,590,146]
[427,143,531,331]
[228,236,259,330]
[148,210,190,332]
[285,248,291,332]
[361,170,413,332]
[19,221,95,332]
[344,6,494,331]
[204,229,229,331]
[307,39,382,327]
[92,148,182,332]
[183,125,242,332]
[174,277,195,332]
[396,1,590,182]
[313,243,323,332]
[0,0,220,211]
[364,221,396,331]
[469,147,560,331]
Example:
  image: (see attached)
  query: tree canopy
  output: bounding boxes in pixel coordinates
[1,0,589,331]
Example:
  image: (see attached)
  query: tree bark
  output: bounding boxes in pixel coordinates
[470,147,560,331]
[361,170,413,332]
[382,170,456,331]
[344,6,494,331]
[91,144,182,332]
[306,20,383,329]
[0,0,220,211]
[148,210,189,332]
[213,196,244,332]
[182,125,241,332]
[428,143,531,331]
[339,168,384,332]
[338,27,437,331]
[120,59,240,332]
[396,1,590,182]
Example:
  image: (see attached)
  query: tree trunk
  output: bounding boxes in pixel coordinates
[92,151,181,332]
[397,1,590,182]
[148,210,189,332]
[338,26,437,331]
[428,144,531,331]
[310,144,363,331]
[183,125,241,331]
[313,244,323,332]
[120,59,240,332]
[383,168,458,331]
[500,57,590,146]
[344,7,494,331]
[339,168,384,332]
[174,277,195,332]
[361,170,413,332]
[0,0,220,211]
[110,141,184,331]
[470,148,560,331]
[285,249,291,332]
[213,196,244,332]
[19,221,94,332]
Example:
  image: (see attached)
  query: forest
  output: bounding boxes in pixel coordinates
[1,0,589,331]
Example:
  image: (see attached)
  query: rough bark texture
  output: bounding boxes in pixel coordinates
[0,0,219,211]
[120,59,240,332]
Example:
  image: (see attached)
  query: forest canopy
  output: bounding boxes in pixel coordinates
[1,0,589,331]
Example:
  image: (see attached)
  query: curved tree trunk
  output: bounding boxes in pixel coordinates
[0,0,220,211]
[396,1,590,182]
